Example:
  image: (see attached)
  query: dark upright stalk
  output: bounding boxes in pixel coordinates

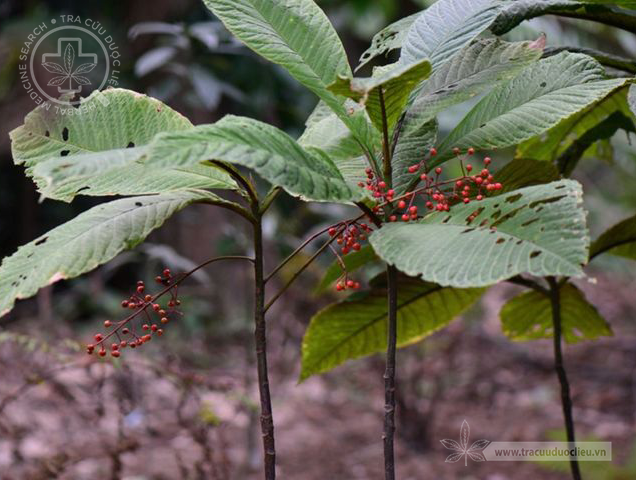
[253,216,276,479]
[547,277,582,480]
[384,263,398,480]
[378,87,398,480]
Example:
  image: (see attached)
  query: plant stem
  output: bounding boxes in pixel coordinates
[253,216,276,479]
[547,277,582,480]
[384,264,398,480]
[379,87,398,480]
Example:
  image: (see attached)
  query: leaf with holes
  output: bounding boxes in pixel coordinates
[328,58,431,132]
[501,283,612,343]
[315,245,379,294]
[144,115,360,203]
[301,276,485,379]
[369,180,589,287]
[357,13,420,71]
[10,88,235,200]
[0,190,226,317]
[399,0,503,69]
[432,53,634,164]
[590,214,636,261]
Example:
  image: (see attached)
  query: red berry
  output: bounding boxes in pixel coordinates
[435,167,442,175]
[467,147,475,155]
[387,189,395,196]
[144,295,152,302]
[158,309,166,316]
[347,280,355,288]
[481,169,489,176]
[120,341,127,348]
[161,317,169,324]
[401,214,410,222]
[121,300,129,308]
[152,304,160,311]
[420,173,428,181]
[137,285,144,294]
[155,276,163,284]
[111,351,120,358]
[151,324,158,332]
[328,227,337,236]
[163,269,171,277]
[408,165,418,174]
[484,157,491,165]
[142,324,149,331]
[398,200,407,209]
[98,349,106,357]
[378,181,387,189]
[409,206,418,214]
[94,334,103,342]
[430,147,437,156]
[453,147,460,155]
[104,320,112,328]
[466,164,473,172]
[111,343,119,350]
[389,215,397,222]
[476,195,483,201]
[122,328,130,334]
[352,243,361,251]
[456,180,463,188]
[336,283,344,291]
[463,198,470,204]
[495,183,502,190]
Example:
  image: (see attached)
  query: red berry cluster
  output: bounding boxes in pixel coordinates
[86,268,182,358]
[326,221,374,292]
[358,168,396,203]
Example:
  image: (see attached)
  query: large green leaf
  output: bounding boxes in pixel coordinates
[369,180,589,287]
[328,58,432,132]
[10,89,191,169]
[203,0,350,107]
[301,276,485,379]
[0,190,223,317]
[392,37,543,194]
[589,213,636,260]
[143,115,360,203]
[202,0,378,153]
[515,87,635,164]
[433,53,634,164]
[32,158,237,202]
[501,283,612,344]
[10,88,235,201]
[357,13,420,71]
[399,0,503,68]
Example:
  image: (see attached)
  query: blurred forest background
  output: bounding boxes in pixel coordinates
[1,0,636,479]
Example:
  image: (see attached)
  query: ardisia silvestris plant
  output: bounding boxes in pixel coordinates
[2,0,636,479]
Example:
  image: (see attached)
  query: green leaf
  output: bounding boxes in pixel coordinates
[357,12,420,71]
[392,37,544,194]
[202,0,378,153]
[144,115,360,203]
[399,0,503,68]
[630,84,636,116]
[391,119,437,195]
[515,87,635,164]
[369,180,589,287]
[490,158,560,195]
[11,88,191,169]
[9,88,236,201]
[433,52,634,164]
[301,277,485,379]
[299,103,381,188]
[0,190,221,317]
[33,158,237,202]
[501,283,612,344]
[328,59,432,132]
[590,213,636,260]
[203,0,350,107]
[315,245,379,294]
